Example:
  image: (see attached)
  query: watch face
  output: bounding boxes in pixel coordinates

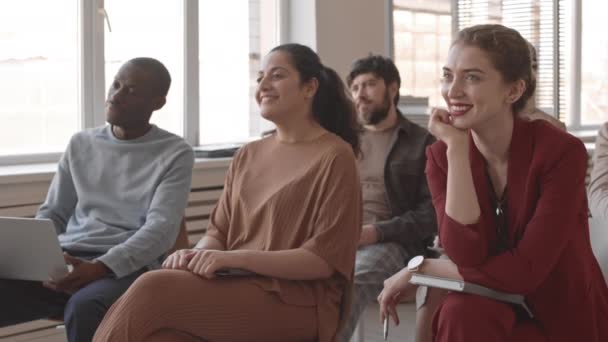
[408,255,424,270]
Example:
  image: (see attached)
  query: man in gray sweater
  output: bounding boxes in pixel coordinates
[0,57,194,342]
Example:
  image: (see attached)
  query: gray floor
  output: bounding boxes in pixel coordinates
[0,320,66,342]
[6,306,416,342]
[352,303,417,342]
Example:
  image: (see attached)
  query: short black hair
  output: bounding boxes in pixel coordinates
[346,55,401,106]
[126,57,172,97]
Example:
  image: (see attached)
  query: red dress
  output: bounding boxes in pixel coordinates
[425,118,608,342]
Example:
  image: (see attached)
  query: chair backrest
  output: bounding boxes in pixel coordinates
[589,216,608,281]
[170,218,190,253]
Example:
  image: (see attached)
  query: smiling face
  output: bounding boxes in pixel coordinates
[255,51,317,125]
[440,43,523,130]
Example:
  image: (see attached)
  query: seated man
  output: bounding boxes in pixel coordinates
[0,57,194,342]
[338,55,437,341]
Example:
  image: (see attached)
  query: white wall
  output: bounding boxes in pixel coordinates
[316,0,390,78]
[285,0,317,49]
[283,0,390,79]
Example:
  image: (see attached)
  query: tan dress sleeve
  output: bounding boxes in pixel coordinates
[301,149,362,280]
[205,149,242,246]
[589,122,608,218]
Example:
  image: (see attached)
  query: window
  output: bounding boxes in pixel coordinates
[456,0,569,125]
[248,0,280,140]
[0,0,280,163]
[452,0,608,132]
[105,0,184,136]
[198,0,278,144]
[392,0,452,107]
[580,1,608,126]
[0,0,78,157]
[391,0,601,131]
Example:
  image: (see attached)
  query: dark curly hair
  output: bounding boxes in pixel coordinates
[346,55,401,107]
[270,44,361,155]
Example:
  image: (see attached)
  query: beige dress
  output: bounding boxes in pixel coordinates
[93,132,362,342]
[207,132,362,342]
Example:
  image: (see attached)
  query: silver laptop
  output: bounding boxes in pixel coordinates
[0,216,70,282]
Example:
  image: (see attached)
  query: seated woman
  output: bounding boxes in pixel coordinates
[378,24,608,342]
[412,37,569,342]
[93,43,362,342]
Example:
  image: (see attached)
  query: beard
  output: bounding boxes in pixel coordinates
[359,91,392,126]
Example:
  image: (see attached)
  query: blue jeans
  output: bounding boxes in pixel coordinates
[0,250,145,342]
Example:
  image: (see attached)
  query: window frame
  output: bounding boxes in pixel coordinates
[390,0,452,109]
[0,0,284,166]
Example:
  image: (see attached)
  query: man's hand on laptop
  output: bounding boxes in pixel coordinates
[43,253,112,294]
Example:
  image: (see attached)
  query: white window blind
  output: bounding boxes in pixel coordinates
[455,0,567,121]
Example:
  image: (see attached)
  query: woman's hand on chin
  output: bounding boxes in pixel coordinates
[428,107,469,148]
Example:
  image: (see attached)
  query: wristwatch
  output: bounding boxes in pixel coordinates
[407,255,425,272]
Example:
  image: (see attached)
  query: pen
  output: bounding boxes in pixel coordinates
[383,316,389,340]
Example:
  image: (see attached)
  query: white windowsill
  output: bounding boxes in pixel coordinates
[569,128,598,142]
[0,158,233,186]
[0,128,597,186]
